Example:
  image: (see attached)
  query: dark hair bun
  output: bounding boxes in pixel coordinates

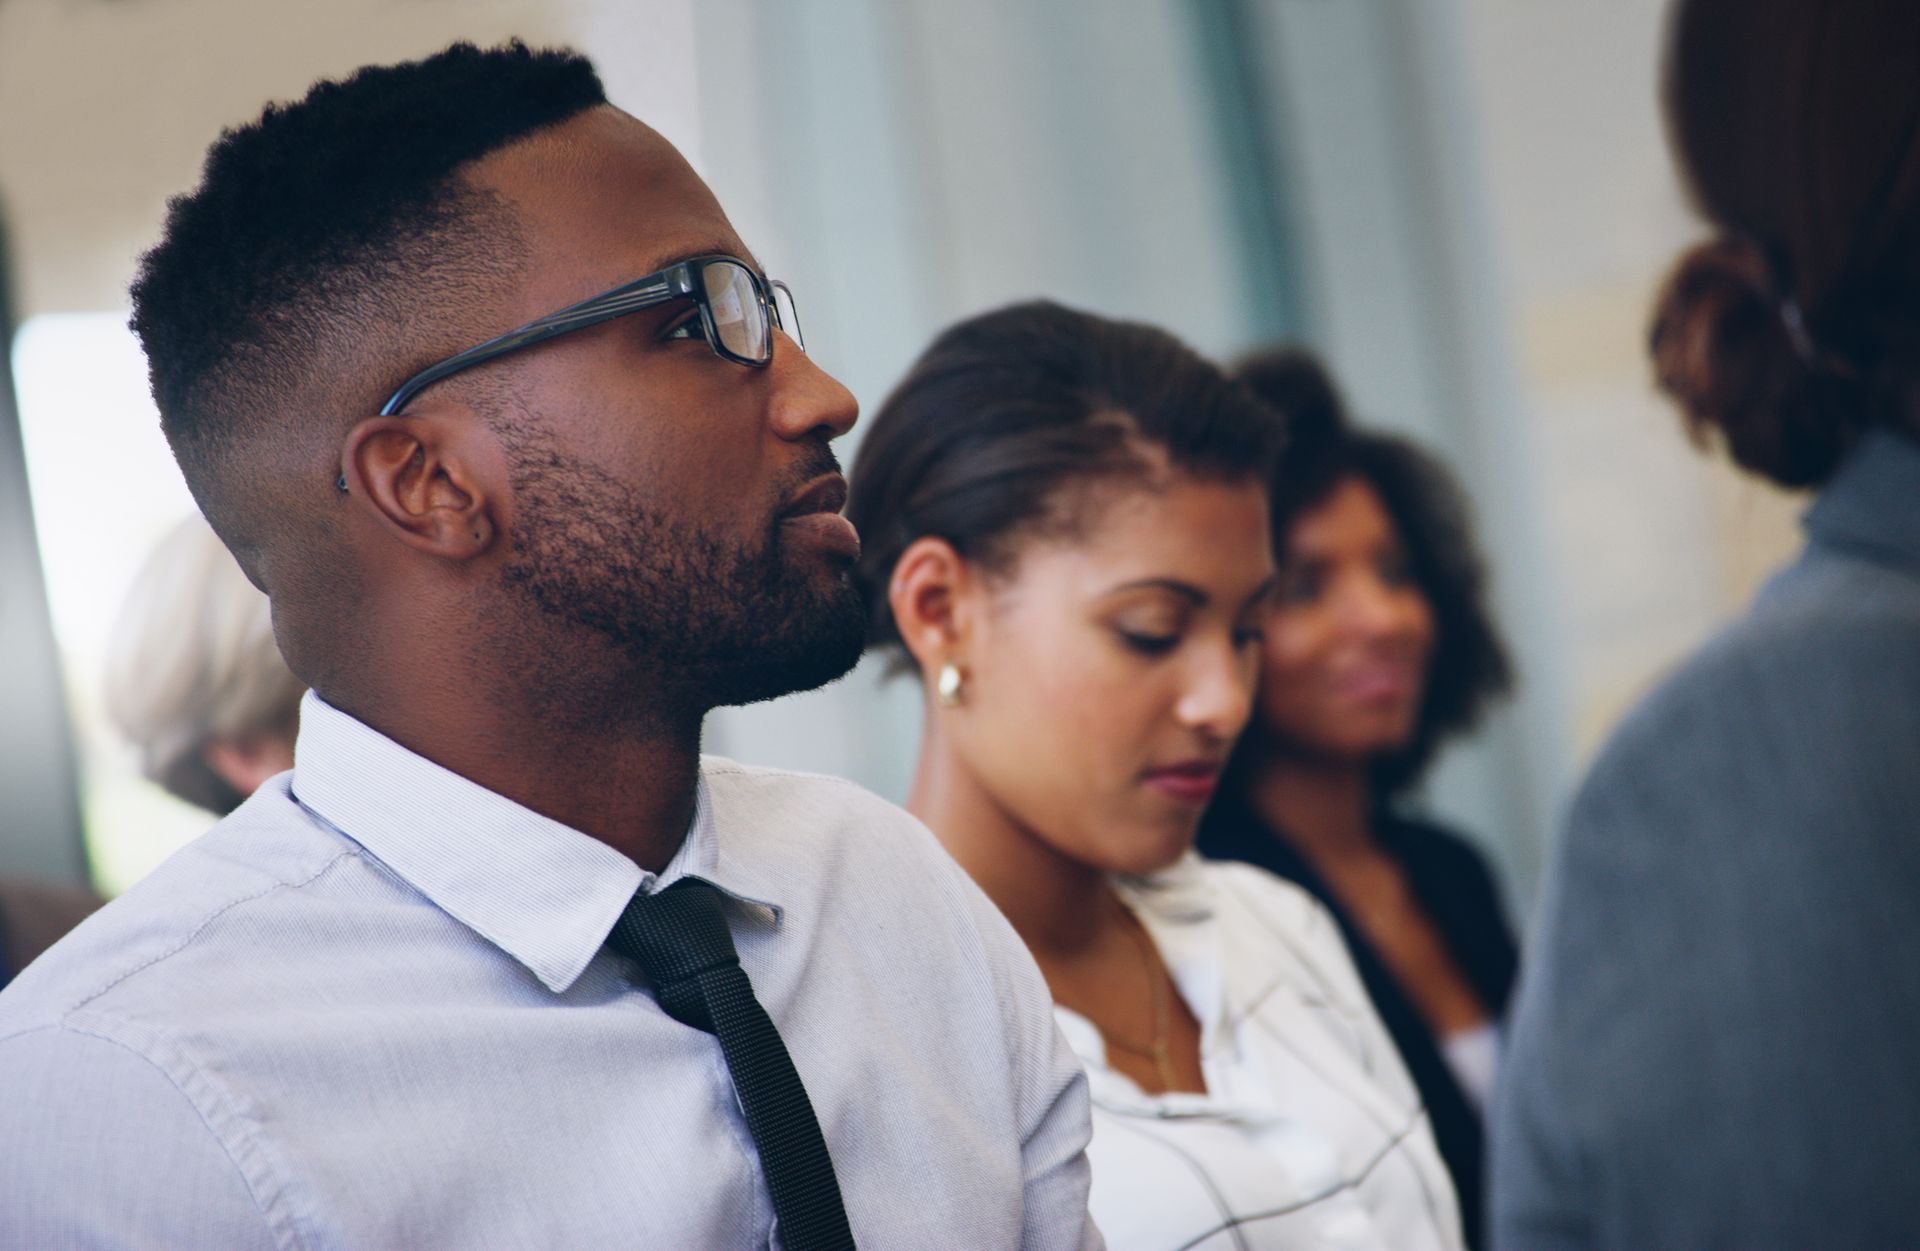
[1649,237,1864,488]
[1234,346,1347,464]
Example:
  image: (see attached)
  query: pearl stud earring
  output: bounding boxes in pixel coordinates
[936,662,965,708]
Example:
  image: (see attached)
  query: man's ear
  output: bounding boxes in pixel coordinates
[339,413,502,560]
[888,536,980,672]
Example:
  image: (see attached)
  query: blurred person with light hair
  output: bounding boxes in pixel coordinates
[106,513,305,814]
[1493,1,1920,1246]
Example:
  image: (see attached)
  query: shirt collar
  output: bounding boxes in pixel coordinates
[1804,425,1920,575]
[289,692,781,994]
[1117,853,1219,926]
[1058,857,1248,1116]
[1120,855,1229,1045]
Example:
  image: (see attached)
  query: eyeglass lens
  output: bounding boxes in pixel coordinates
[771,282,804,353]
[702,260,770,363]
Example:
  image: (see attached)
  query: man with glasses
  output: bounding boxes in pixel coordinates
[0,42,1099,1250]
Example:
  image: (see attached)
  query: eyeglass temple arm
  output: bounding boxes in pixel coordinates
[378,275,683,416]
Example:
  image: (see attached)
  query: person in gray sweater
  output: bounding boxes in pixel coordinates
[1491,1,1920,1247]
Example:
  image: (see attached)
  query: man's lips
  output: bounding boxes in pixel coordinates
[778,473,860,559]
[779,473,850,520]
[1141,760,1225,806]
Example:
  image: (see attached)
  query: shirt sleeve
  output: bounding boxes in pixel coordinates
[1013,1017,1104,1251]
[954,882,1105,1251]
[0,1025,282,1250]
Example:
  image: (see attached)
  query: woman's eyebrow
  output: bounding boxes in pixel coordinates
[1102,577,1206,605]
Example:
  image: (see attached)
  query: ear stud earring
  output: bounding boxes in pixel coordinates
[936,662,966,708]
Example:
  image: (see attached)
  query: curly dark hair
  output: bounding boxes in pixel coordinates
[128,41,605,587]
[1238,346,1513,798]
[848,300,1286,669]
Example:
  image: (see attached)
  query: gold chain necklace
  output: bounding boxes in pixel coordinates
[1093,911,1176,1093]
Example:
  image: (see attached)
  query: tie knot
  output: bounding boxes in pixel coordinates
[607,877,741,1011]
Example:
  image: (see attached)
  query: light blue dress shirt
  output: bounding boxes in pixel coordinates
[0,693,1100,1250]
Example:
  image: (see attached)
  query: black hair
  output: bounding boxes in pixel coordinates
[128,41,606,581]
[848,300,1286,665]
[1239,346,1513,798]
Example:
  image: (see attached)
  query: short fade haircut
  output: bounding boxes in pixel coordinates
[129,41,606,588]
[1238,346,1514,798]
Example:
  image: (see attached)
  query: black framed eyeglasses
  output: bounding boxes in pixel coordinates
[378,253,804,417]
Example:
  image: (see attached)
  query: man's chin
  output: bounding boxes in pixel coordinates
[703,587,868,710]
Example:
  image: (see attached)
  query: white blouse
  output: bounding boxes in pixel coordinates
[1059,855,1465,1251]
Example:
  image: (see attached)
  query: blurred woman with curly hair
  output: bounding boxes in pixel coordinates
[1197,349,1516,1249]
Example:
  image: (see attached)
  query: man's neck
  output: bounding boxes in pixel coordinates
[321,670,706,874]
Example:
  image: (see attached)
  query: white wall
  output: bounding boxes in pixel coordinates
[0,0,696,318]
[1456,0,1805,759]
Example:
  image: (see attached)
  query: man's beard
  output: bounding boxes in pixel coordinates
[498,433,867,714]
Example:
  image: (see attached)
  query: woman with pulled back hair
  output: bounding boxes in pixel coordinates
[851,301,1466,1250]
[1493,2,1920,1248]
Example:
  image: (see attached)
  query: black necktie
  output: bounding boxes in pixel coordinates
[607,877,856,1251]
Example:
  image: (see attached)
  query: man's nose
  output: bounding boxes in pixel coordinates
[766,329,858,442]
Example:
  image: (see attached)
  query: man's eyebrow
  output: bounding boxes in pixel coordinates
[626,241,763,282]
